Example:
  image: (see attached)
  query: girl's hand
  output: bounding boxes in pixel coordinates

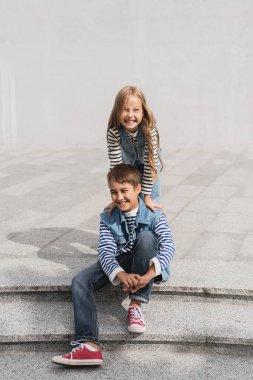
[144,194,163,213]
[104,202,116,215]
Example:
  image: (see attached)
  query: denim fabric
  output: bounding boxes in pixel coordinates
[100,196,170,282]
[72,231,158,344]
[118,125,161,201]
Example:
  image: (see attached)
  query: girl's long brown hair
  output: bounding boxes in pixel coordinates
[108,86,163,178]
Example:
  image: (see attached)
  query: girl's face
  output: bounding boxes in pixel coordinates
[120,95,143,132]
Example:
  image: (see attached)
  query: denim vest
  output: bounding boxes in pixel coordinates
[118,125,145,165]
[118,126,161,202]
[100,197,170,283]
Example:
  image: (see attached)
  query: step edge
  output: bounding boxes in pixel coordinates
[1,284,253,300]
[1,333,253,347]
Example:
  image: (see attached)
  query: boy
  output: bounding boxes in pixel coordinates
[52,163,175,366]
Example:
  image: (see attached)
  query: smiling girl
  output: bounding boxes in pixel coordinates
[106,85,164,214]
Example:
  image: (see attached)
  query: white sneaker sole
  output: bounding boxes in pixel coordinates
[52,356,103,366]
[128,325,146,334]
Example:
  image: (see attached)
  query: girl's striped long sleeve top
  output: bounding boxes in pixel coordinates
[107,126,159,195]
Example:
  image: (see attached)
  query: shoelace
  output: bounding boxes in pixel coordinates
[128,307,143,324]
[69,341,103,355]
[69,341,85,358]
[70,340,83,347]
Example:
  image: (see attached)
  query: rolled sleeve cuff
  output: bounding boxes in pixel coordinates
[150,257,161,276]
[109,267,125,286]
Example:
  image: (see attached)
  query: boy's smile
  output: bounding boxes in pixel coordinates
[120,95,143,133]
[109,180,141,212]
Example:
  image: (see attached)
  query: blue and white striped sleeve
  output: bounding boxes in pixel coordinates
[150,215,175,276]
[107,127,123,169]
[142,127,159,195]
[97,221,124,285]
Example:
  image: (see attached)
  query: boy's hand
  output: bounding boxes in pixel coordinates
[104,202,116,215]
[130,275,150,292]
[130,264,156,293]
[117,272,141,291]
[144,194,163,213]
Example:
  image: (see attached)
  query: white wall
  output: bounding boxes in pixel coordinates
[0,0,253,147]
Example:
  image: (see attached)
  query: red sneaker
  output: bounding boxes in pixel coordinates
[128,306,146,333]
[52,343,103,366]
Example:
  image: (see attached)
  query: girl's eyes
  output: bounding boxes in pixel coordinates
[122,108,140,112]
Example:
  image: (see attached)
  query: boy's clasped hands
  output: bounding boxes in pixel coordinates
[117,267,155,293]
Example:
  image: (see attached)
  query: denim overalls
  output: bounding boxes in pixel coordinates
[118,126,161,201]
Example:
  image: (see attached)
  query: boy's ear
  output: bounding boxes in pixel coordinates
[136,183,141,194]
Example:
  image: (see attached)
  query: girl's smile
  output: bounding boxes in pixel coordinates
[120,95,143,132]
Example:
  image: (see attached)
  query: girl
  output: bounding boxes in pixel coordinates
[106,85,164,214]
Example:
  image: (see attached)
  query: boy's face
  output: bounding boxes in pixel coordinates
[120,95,143,133]
[109,179,141,212]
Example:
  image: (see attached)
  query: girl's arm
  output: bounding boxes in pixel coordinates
[143,194,162,212]
[105,128,122,214]
[107,127,123,169]
[142,128,161,211]
[104,201,116,215]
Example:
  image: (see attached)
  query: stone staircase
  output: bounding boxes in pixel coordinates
[1,279,253,380]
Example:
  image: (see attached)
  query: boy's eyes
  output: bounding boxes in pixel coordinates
[111,189,128,194]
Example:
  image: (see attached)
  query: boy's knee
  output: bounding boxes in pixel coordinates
[136,231,156,244]
[135,231,157,251]
[71,273,80,292]
[72,270,89,292]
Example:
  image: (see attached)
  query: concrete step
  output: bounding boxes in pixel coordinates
[1,292,253,347]
[1,342,253,380]
[1,257,253,298]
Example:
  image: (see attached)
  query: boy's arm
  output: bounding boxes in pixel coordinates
[131,216,175,292]
[97,221,125,285]
[150,214,175,276]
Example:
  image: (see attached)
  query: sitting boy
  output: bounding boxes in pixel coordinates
[52,163,175,366]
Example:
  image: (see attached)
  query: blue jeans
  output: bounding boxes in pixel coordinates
[71,231,158,344]
[134,158,161,202]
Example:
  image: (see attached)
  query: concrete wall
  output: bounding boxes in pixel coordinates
[0,0,252,147]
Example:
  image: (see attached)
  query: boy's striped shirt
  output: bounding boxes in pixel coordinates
[120,214,136,253]
[97,213,175,283]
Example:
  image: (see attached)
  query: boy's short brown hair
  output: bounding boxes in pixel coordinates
[107,164,142,188]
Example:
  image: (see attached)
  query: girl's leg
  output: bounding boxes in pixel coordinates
[150,177,161,202]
